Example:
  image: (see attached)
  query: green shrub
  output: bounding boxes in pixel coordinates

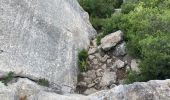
[78,49,88,72]
[121,3,136,14]
[1,71,15,86]
[37,78,49,87]
[78,0,115,18]
[78,0,123,31]
[122,1,170,83]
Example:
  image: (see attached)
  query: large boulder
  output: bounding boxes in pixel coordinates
[101,30,123,51]
[0,79,170,100]
[0,0,96,93]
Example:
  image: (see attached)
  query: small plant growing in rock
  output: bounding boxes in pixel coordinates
[78,49,88,72]
[1,71,15,86]
[37,78,49,87]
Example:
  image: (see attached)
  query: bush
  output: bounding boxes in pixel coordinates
[122,1,170,83]
[1,71,15,86]
[121,3,136,14]
[78,0,123,31]
[78,0,115,18]
[78,49,88,72]
[37,78,49,87]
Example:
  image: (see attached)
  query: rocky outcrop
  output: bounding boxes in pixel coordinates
[0,79,169,100]
[0,0,96,93]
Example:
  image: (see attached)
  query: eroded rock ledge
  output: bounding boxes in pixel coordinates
[0,78,169,100]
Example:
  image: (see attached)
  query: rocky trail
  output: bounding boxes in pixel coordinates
[76,30,140,95]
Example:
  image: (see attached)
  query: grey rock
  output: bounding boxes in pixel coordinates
[131,59,140,73]
[114,42,127,56]
[115,9,122,13]
[81,72,87,77]
[101,64,107,70]
[107,59,112,64]
[0,78,170,100]
[93,65,99,70]
[96,69,103,77]
[100,55,109,63]
[101,30,123,51]
[94,77,102,84]
[99,71,117,87]
[88,55,95,60]
[110,84,116,89]
[92,59,98,65]
[87,83,95,88]
[87,70,96,80]
[0,0,96,93]
[84,78,92,85]
[77,82,87,87]
[112,59,125,69]
[84,88,98,95]
[88,48,97,55]
[94,53,102,60]
[125,65,131,72]
[92,39,97,47]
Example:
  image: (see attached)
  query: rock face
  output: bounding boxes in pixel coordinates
[0,79,170,100]
[90,79,170,100]
[0,0,96,93]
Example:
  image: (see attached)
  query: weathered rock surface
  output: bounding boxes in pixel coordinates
[112,59,126,69]
[100,71,117,87]
[0,79,170,100]
[101,30,123,51]
[0,0,96,93]
[114,42,127,56]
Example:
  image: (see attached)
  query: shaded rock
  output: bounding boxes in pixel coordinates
[94,53,102,60]
[94,77,102,84]
[88,48,97,55]
[107,59,112,64]
[96,69,103,77]
[88,55,95,60]
[92,59,98,65]
[77,82,87,87]
[92,39,97,47]
[0,0,96,93]
[101,64,107,70]
[88,83,95,88]
[100,55,109,63]
[87,70,96,80]
[110,84,116,89]
[84,78,92,85]
[80,72,87,77]
[101,30,123,51]
[114,42,127,56]
[100,71,117,87]
[84,88,98,95]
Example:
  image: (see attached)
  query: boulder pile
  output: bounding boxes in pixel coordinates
[77,30,140,95]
